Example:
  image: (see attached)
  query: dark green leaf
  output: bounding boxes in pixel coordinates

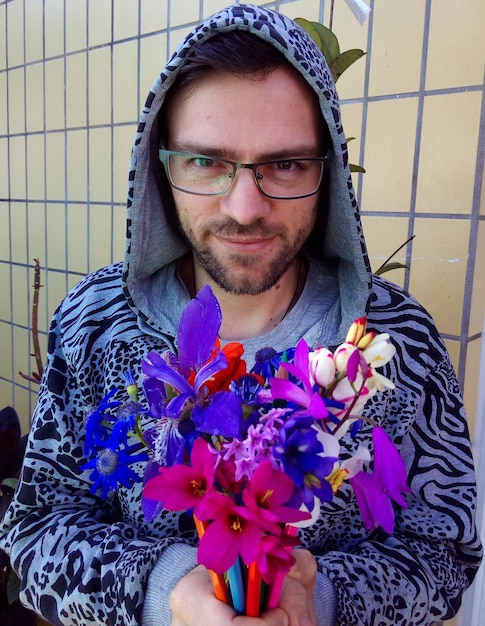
[330,49,366,81]
[350,164,366,173]
[375,262,408,276]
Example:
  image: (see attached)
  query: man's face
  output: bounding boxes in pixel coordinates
[165,66,324,296]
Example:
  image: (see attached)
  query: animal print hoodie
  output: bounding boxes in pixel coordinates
[0,4,482,626]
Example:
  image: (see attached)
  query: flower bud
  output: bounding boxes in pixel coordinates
[345,317,367,345]
[334,342,358,374]
[309,347,336,388]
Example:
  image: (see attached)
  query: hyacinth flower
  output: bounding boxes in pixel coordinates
[142,286,244,459]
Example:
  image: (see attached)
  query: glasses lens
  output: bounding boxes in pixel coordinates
[256,159,324,199]
[167,153,233,195]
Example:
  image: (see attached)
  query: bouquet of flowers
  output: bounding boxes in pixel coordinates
[81,285,411,616]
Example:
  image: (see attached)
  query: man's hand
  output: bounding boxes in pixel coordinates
[170,549,317,626]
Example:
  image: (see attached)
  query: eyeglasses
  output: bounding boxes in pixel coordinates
[159,149,331,200]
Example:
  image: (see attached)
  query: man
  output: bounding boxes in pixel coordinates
[0,5,481,626]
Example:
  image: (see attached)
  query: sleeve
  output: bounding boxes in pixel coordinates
[0,306,195,626]
[317,323,482,625]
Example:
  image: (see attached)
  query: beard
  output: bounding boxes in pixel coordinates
[176,214,315,296]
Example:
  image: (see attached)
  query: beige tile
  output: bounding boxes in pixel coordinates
[46,203,66,270]
[11,264,30,327]
[114,0,139,41]
[360,98,419,213]
[469,220,485,336]
[27,203,47,265]
[113,41,139,123]
[13,205,31,262]
[66,53,87,129]
[0,363,14,401]
[0,74,6,134]
[88,47,111,126]
[113,125,137,204]
[66,130,88,201]
[0,138,8,197]
[45,132,66,201]
[88,204,115,270]
[0,202,9,256]
[44,0,64,59]
[170,0,200,27]
[0,5,6,70]
[280,0,322,22]
[9,136,27,199]
[0,266,12,321]
[140,0,168,35]
[25,63,45,133]
[361,215,411,287]
[89,127,112,202]
[8,68,25,135]
[408,218,470,335]
[65,0,87,53]
[362,215,408,285]
[6,0,24,68]
[45,59,65,131]
[113,204,127,261]
[464,336,483,439]
[426,0,485,91]
[88,0,112,48]
[46,269,69,319]
[24,0,43,63]
[26,134,45,200]
[67,204,88,274]
[416,92,481,215]
[140,33,168,101]
[368,0,425,96]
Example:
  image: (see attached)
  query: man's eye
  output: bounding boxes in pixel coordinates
[276,160,292,170]
[193,157,215,167]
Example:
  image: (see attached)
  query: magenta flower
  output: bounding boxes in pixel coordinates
[243,460,312,526]
[256,532,300,584]
[196,493,263,573]
[143,438,217,517]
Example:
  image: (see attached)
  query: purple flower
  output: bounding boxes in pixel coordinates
[142,286,243,440]
[273,416,337,507]
[349,426,411,533]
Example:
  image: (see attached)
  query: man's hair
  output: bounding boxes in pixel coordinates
[171,30,288,89]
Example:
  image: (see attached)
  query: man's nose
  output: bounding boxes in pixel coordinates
[219,167,271,224]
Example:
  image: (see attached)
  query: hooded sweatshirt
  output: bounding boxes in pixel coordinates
[0,5,481,626]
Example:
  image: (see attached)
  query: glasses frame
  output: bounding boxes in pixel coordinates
[159,149,331,200]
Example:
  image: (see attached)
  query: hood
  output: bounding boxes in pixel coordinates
[122,3,373,343]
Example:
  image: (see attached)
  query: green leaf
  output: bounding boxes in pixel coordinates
[294,18,323,52]
[330,49,366,81]
[295,18,340,64]
[350,164,366,173]
[375,261,408,276]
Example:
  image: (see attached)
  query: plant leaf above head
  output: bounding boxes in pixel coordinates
[295,18,340,64]
[330,49,366,82]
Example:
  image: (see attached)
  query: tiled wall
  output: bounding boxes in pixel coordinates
[0,0,484,623]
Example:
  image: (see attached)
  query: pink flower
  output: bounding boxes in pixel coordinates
[243,460,312,526]
[196,493,263,573]
[143,438,216,516]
